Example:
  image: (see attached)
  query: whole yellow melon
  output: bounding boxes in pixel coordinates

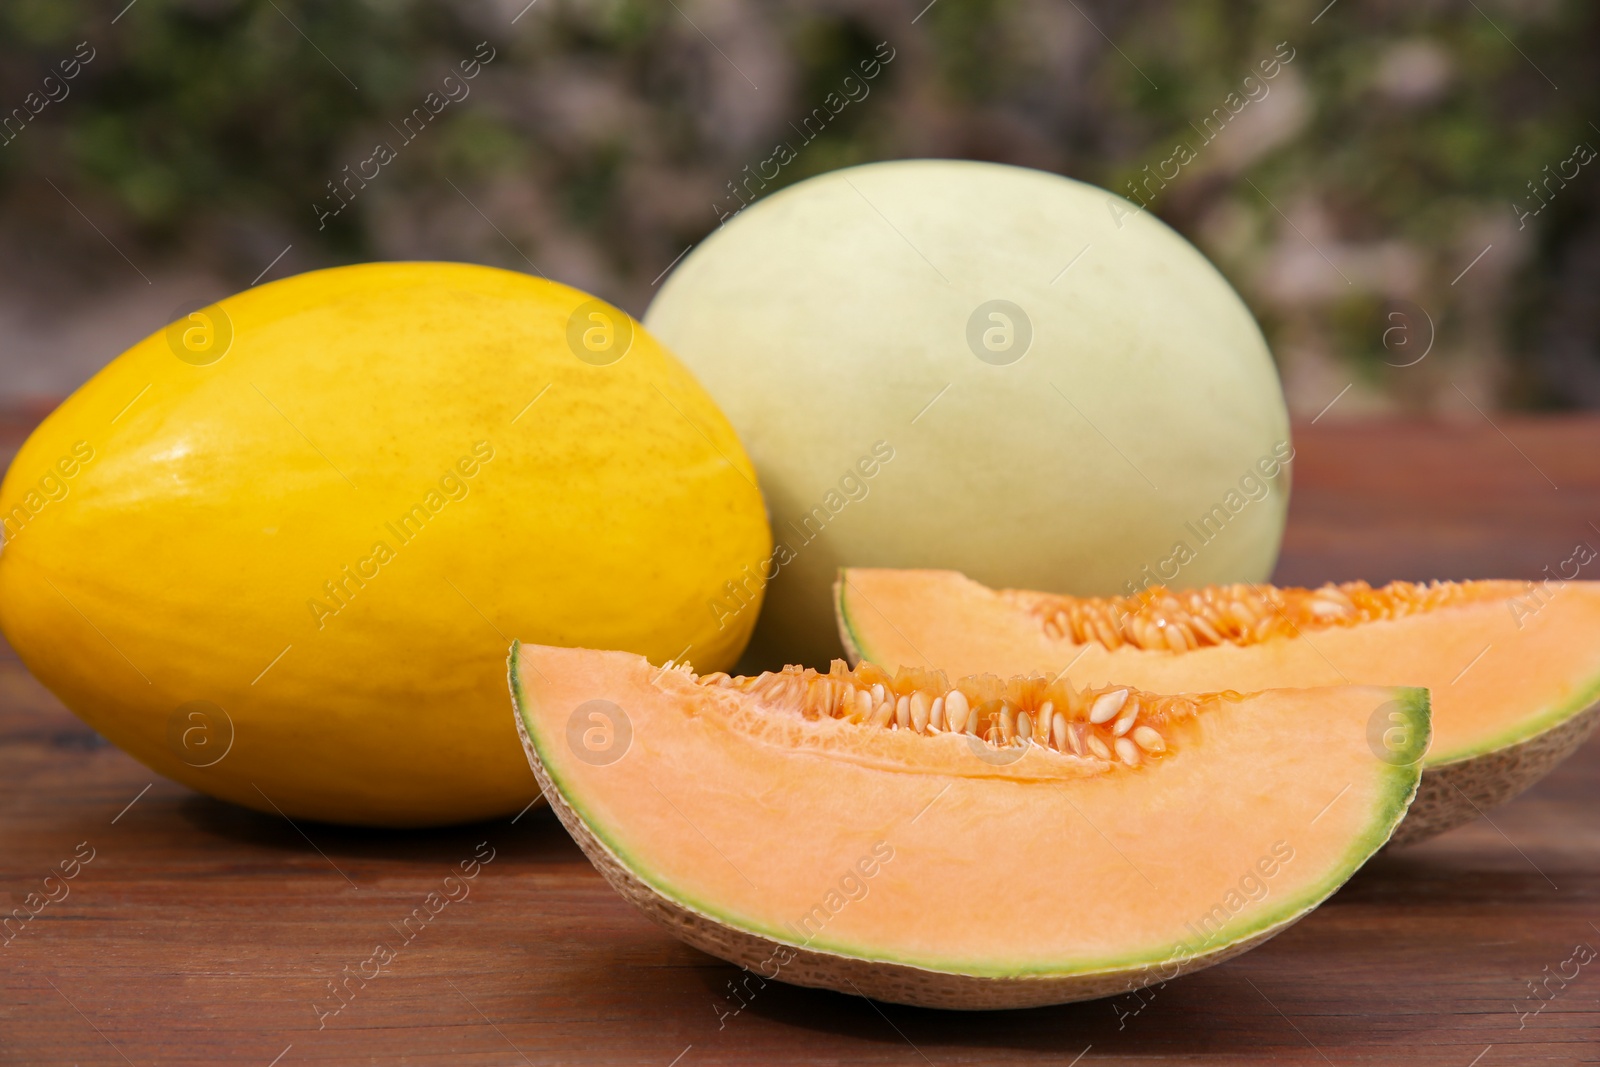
[0,262,769,825]
[645,160,1290,669]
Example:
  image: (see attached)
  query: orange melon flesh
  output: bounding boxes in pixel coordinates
[512,643,1424,1004]
[837,570,1600,766]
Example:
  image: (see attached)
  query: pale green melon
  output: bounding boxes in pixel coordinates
[645,159,1290,669]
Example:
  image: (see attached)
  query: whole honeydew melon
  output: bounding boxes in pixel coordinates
[645,160,1290,669]
[0,262,770,826]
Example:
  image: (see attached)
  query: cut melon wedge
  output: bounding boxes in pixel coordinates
[836,569,1600,845]
[510,642,1426,1008]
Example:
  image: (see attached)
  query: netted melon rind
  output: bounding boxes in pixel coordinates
[1389,697,1600,846]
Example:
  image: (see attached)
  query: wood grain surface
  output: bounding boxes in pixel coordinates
[3,410,1599,1065]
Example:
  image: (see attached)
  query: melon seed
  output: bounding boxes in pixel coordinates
[1112,704,1139,737]
[1089,689,1129,724]
[910,691,931,733]
[1132,725,1166,753]
[1032,578,1493,653]
[1163,625,1188,654]
[945,690,970,733]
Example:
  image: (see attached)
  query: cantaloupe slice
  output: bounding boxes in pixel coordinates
[510,642,1426,1008]
[836,569,1600,845]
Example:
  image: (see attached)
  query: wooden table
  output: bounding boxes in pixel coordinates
[3,411,1599,1065]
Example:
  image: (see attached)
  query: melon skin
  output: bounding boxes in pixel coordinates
[1393,703,1600,845]
[835,568,1600,845]
[510,643,1426,1009]
[0,263,770,827]
[645,159,1290,669]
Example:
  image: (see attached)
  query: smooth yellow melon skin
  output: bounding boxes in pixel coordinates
[0,262,769,826]
[645,160,1290,669]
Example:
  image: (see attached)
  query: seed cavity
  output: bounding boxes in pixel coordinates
[695,660,1195,771]
[1017,578,1497,652]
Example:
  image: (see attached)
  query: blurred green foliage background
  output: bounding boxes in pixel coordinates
[2,0,1597,412]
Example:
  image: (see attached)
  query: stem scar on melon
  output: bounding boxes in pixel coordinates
[834,568,1600,845]
[509,641,1427,1009]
